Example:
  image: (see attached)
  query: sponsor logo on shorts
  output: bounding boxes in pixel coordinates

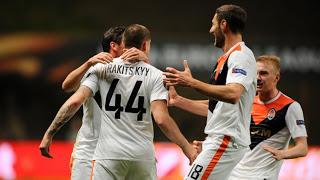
[296,120,305,125]
[232,68,247,76]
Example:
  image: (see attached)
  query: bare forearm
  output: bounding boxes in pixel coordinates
[158,116,190,150]
[281,143,308,159]
[190,79,241,104]
[174,96,208,117]
[62,62,91,92]
[44,101,81,138]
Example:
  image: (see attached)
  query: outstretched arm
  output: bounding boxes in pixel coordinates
[62,52,113,92]
[263,137,308,160]
[39,86,92,158]
[164,60,244,104]
[168,86,208,117]
[151,100,197,165]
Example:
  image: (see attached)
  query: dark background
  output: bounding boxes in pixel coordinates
[0,0,319,144]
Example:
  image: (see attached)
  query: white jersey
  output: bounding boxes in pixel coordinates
[206,42,257,147]
[72,68,102,160]
[82,58,168,161]
[229,92,307,180]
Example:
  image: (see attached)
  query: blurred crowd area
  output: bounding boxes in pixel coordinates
[0,0,319,144]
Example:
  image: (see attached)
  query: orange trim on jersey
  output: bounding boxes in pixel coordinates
[214,44,241,80]
[252,94,294,124]
[69,156,74,170]
[201,135,231,180]
[90,160,95,180]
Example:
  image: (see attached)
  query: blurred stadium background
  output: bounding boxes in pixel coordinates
[0,0,319,179]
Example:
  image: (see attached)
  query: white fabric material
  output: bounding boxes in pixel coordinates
[82,58,168,161]
[92,159,157,180]
[205,42,257,147]
[71,159,93,180]
[184,135,248,180]
[72,68,102,160]
[229,96,307,180]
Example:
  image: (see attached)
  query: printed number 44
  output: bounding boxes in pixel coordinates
[105,79,146,121]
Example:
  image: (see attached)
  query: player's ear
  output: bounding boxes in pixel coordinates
[275,72,280,83]
[141,41,147,52]
[220,19,227,32]
[110,42,116,50]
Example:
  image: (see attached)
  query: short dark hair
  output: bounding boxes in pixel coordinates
[123,24,151,49]
[216,4,247,34]
[101,26,126,52]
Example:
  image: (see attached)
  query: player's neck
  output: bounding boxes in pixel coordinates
[258,88,280,102]
[222,34,242,53]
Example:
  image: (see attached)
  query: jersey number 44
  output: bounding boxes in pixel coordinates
[105,78,146,121]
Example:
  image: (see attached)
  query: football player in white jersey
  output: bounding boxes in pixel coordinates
[192,55,308,180]
[39,26,148,180]
[40,24,197,180]
[164,5,257,179]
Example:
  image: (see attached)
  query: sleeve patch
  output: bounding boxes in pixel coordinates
[296,120,305,125]
[232,68,247,76]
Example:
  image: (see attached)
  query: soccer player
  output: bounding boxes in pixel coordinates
[39,26,148,180]
[41,24,197,180]
[191,55,308,180]
[227,55,308,180]
[164,4,257,179]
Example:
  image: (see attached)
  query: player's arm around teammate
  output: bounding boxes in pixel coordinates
[62,52,113,92]
[62,49,148,93]
[39,86,93,158]
[151,99,198,165]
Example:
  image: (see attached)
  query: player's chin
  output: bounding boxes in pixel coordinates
[256,86,263,93]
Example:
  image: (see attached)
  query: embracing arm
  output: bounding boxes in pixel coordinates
[62,62,91,92]
[62,52,112,92]
[39,86,92,158]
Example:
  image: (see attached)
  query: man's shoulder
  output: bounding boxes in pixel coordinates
[228,49,256,69]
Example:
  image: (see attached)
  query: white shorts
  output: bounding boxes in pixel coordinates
[184,135,248,180]
[228,167,279,180]
[92,159,157,180]
[71,158,94,180]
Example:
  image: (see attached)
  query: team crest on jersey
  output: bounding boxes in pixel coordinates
[267,108,276,120]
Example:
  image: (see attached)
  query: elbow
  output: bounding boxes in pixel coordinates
[62,82,69,92]
[227,93,241,104]
[68,100,82,110]
[154,115,169,129]
[62,82,73,93]
[301,146,308,157]
[155,118,166,127]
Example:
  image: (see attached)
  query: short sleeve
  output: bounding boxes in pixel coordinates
[81,64,103,95]
[80,66,95,83]
[285,101,308,138]
[150,71,168,103]
[226,51,255,91]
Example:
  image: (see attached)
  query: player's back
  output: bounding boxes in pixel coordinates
[83,58,167,161]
